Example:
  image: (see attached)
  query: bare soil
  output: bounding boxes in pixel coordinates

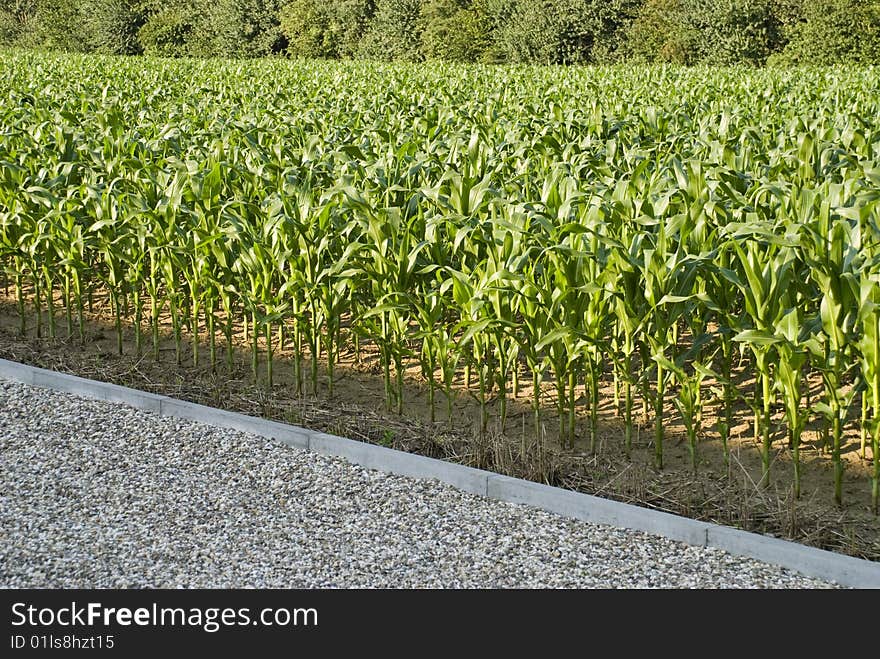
[1,290,877,562]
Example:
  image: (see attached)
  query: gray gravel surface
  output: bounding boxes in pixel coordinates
[0,378,837,588]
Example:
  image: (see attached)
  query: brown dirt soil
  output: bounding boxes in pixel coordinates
[0,290,877,562]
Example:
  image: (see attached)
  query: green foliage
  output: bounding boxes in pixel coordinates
[694,0,781,66]
[628,0,877,66]
[8,0,88,51]
[183,1,247,57]
[419,0,490,62]
[775,0,880,65]
[626,0,698,63]
[587,0,642,62]
[4,53,879,505]
[0,1,36,46]
[769,0,804,37]
[0,0,144,53]
[331,0,377,58]
[135,1,196,56]
[358,0,422,60]
[628,0,787,65]
[280,0,374,58]
[233,0,286,56]
[280,0,332,57]
[280,0,341,58]
[79,1,145,55]
[491,0,639,64]
[0,0,877,66]
[135,0,283,57]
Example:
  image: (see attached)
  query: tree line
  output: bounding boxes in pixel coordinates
[1,0,878,65]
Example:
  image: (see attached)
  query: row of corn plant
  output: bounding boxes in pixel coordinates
[1,51,879,510]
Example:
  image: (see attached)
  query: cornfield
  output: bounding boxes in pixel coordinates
[1,51,879,510]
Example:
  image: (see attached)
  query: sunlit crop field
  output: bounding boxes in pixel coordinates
[1,51,878,509]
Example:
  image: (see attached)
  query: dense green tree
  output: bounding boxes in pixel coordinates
[776,0,880,65]
[769,0,804,36]
[419,0,490,61]
[280,0,374,58]
[693,0,781,65]
[135,1,196,56]
[136,0,283,57]
[280,0,335,57]
[588,0,642,62]
[0,1,35,45]
[1,0,877,66]
[0,0,88,50]
[358,0,423,60]
[491,0,639,64]
[233,0,286,55]
[80,1,145,55]
[320,0,376,58]
[628,0,803,65]
[0,0,144,53]
[626,0,698,63]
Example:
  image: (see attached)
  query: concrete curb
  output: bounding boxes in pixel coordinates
[486,475,712,547]
[1,358,878,588]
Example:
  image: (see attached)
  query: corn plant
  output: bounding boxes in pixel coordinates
[2,52,879,512]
